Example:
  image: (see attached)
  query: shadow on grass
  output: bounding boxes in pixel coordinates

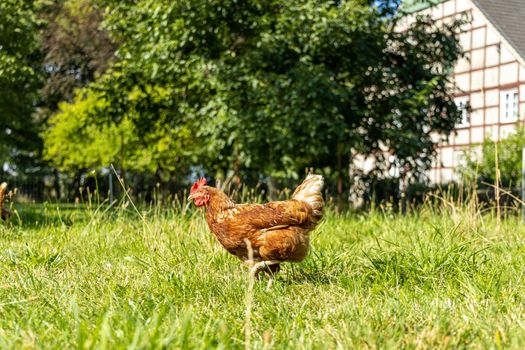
[276,264,344,286]
[282,272,339,285]
[5,203,91,229]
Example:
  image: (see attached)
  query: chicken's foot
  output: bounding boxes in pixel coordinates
[250,260,280,279]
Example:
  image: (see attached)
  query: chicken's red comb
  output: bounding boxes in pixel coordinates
[190,178,207,194]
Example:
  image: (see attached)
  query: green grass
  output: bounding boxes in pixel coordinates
[1,201,525,349]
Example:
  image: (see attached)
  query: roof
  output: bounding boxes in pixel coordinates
[472,0,525,61]
[401,0,525,61]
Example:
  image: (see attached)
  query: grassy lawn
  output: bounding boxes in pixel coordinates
[1,202,525,349]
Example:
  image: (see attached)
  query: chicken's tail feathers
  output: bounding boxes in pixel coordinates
[292,174,324,222]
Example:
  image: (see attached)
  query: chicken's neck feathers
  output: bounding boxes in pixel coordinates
[206,188,236,214]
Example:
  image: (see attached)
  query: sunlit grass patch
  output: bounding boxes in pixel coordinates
[1,203,525,348]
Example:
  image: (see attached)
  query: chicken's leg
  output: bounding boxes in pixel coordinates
[249,260,280,290]
[250,260,280,278]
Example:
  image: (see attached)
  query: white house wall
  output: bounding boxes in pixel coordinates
[403,0,525,184]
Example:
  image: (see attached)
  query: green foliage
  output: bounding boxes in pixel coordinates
[461,127,525,187]
[40,0,116,109]
[0,0,44,167]
[44,90,122,172]
[43,86,199,175]
[44,0,465,187]
[1,0,115,199]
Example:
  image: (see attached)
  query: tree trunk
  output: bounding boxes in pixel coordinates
[53,170,61,200]
[267,175,277,201]
[337,142,343,195]
[72,169,83,202]
[119,132,125,183]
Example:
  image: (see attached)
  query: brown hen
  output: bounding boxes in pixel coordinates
[188,174,324,277]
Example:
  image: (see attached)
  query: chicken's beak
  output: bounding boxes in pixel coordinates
[188,193,195,201]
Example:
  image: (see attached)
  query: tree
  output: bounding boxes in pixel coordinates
[0,0,116,199]
[36,0,117,199]
[40,0,116,110]
[0,0,44,173]
[44,0,465,195]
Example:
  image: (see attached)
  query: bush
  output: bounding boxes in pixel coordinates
[460,127,525,188]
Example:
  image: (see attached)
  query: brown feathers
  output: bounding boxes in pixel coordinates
[191,175,324,265]
[0,182,12,221]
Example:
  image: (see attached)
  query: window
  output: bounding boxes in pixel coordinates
[500,89,519,122]
[455,96,470,127]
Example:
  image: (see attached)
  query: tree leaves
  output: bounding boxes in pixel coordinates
[0,0,44,168]
[43,0,465,190]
